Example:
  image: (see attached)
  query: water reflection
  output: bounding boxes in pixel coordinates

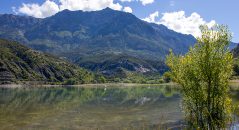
[2,85,239,129]
[0,85,182,130]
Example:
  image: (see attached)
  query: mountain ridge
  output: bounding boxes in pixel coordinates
[0,8,196,56]
[0,8,208,76]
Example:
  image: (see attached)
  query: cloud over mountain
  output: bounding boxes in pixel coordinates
[123,7,133,13]
[18,0,59,18]
[16,0,123,18]
[143,11,216,37]
[142,11,159,23]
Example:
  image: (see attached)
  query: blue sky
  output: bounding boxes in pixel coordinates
[0,0,238,42]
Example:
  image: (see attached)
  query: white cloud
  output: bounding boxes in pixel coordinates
[18,0,60,18]
[59,0,122,11]
[108,2,123,11]
[120,0,154,5]
[120,0,133,2]
[142,11,159,23]
[123,7,133,13]
[139,0,154,6]
[16,0,123,18]
[143,11,216,37]
[159,11,216,37]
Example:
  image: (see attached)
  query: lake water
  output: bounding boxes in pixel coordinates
[0,84,238,130]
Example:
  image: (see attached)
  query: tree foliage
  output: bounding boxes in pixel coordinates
[166,25,233,129]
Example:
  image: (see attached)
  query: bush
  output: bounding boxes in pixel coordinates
[64,78,77,85]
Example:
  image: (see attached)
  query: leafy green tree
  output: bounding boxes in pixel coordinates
[96,75,106,83]
[64,78,77,85]
[166,25,233,129]
[163,72,171,83]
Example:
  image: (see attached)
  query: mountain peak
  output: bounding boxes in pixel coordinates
[102,7,114,11]
[55,7,115,15]
[53,9,84,17]
[61,9,71,12]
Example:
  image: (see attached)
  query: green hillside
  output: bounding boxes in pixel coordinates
[0,39,104,84]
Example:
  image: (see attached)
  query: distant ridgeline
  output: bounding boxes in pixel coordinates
[0,8,237,78]
[0,39,105,84]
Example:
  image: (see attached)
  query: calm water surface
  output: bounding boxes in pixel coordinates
[0,84,238,130]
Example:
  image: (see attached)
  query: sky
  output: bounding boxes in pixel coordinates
[0,0,238,42]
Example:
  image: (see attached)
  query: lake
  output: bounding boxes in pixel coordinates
[0,84,238,130]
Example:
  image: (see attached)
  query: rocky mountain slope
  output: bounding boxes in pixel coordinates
[0,8,196,58]
[0,39,104,84]
[0,8,198,76]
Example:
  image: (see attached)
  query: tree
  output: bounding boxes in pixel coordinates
[166,25,233,129]
[163,71,171,83]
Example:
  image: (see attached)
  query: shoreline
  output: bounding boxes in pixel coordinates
[0,82,177,88]
[1,80,239,88]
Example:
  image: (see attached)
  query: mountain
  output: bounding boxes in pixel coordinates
[0,8,197,76]
[74,53,167,76]
[232,43,239,57]
[0,8,196,57]
[229,43,239,78]
[229,42,238,50]
[0,39,105,84]
[0,14,40,43]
